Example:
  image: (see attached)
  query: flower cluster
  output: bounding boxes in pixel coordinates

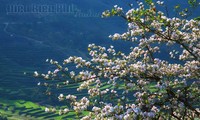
[73,97,90,113]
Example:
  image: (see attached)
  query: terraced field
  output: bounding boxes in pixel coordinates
[0,98,90,120]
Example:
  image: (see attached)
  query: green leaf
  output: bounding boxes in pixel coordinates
[184,8,188,12]
[111,9,117,15]
[188,0,198,7]
[194,16,200,21]
[174,4,180,9]
[145,0,153,4]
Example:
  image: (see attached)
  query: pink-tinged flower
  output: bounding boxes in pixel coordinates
[34,71,39,77]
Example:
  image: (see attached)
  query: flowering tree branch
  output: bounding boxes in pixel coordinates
[34,1,200,119]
